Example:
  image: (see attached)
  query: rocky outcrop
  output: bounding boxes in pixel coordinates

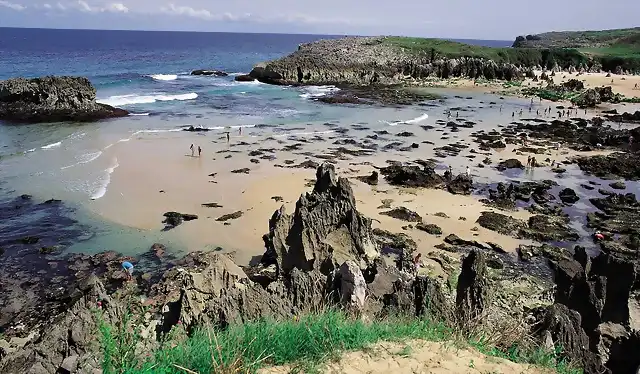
[0,76,128,123]
[540,250,640,373]
[576,153,640,180]
[379,163,445,189]
[248,37,524,86]
[261,163,378,276]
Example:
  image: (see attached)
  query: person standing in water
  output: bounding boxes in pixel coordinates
[226,132,230,143]
[466,166,470,177]
[190,144,194,157]
[198,146,202,157]
[239,127,242,136]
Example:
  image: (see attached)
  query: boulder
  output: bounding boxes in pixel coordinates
[476,211,526,236]
[559,188,580,205]
[261,163,378,276]
[0,76,128,123]
[497,158,524,171]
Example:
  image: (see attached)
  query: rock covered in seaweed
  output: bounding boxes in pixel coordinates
[0,76,128,123]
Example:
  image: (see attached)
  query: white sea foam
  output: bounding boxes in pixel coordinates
[90,159,119,200]
[61,151,102,170]
[132,128,183,135]
[41,141,62,149]
[149,74,178,81]
[299,85,340,99]
[97,92,198,106]
[405,113,429,124]
[386,113,429,126]
[274,130,335,138]
[26,148,36,153]
[228,72,245,76]
[129,112,150,116]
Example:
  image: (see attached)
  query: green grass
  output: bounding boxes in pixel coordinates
[383,36,640,73]
[97,310,582,374]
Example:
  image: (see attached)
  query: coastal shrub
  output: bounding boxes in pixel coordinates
[97,309,582,374]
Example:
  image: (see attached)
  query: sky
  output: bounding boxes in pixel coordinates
[0,0,638,40]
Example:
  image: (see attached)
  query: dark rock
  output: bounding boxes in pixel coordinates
[201,202,223,208]
[231,168,251,174]
[356,171,378,186]
[234,74,256,82]
[380,207,422,222]
[415,223,442,235]
[447,174,473,195]
[191,69,228,76]
[379,164,444,189]
[182,125,211,132]
[396,131,414,137]
[476,211,526,236]
[609,181,626,190]
[558,188,580,205]
[271,196,284,202]
[291,160,319,169]
[0,76,128,123]
[162,212,198,229]
[216,211,244,222]
[576,153,640,180]
[497,158,524,171]
[150,243,166,259]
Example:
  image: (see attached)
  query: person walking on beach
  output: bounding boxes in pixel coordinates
[527,156,532,167]
[465,166,470,177]
[226,132,230,143]
[190,144,194,157]
[239,127,242,136]
[198,146,202,157]
[122,261,134,281]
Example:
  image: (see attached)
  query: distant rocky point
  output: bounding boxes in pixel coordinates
[0,76,128,124]
[248,34,639,88]
[190,69,228,76]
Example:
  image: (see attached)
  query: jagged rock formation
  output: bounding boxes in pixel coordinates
[248,37,524,86]
[0,76,128,123]
[536,250,640,374]
[456,250,489,323]
[261,163,378,276]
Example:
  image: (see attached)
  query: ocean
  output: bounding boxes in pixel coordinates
[0,27,516,259]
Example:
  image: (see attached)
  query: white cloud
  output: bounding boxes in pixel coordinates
[56,2,65,10]
[76,0,93,12]
[0,0,26,10]
[105,2,128,13]
[160,4,213,20]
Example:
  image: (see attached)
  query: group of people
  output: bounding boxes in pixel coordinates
[189,144,202,157]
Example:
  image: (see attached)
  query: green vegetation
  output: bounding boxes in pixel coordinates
[97,310,581,374]
[384,33,640,73]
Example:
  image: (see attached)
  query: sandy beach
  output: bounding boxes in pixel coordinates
[85,87,637,268]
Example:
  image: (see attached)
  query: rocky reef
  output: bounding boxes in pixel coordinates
[248,37,524,87]
[0,76,128,123]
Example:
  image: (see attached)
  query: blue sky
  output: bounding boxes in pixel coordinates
[0,0,638,39]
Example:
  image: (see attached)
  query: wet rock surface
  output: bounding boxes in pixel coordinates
[576,152,640,180]
[0,76,128,123]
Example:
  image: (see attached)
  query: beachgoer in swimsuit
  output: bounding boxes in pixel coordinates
[198,146,202,157]
[226,132,230,143]
[190,144,194,157]
[466,166,470,177]
[527,156,532,167]
[122,261,134,281]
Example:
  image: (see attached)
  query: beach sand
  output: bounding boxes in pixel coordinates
[260,339,553,374]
